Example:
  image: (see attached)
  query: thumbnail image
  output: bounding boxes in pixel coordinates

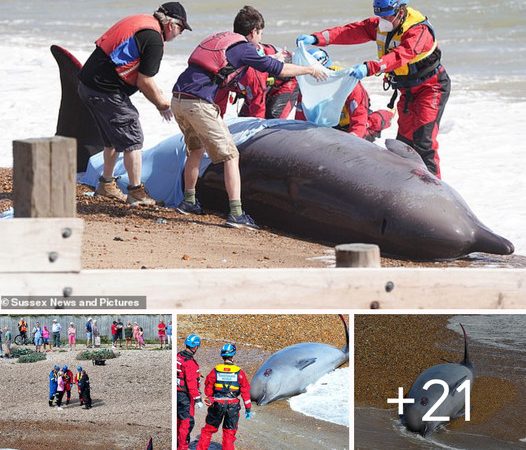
[0,314,172,449]
[177,314,349,449]
[355,314,526,449]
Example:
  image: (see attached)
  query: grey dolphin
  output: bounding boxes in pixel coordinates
[250,315,349,406]
[52,45,514,260]
[400,324,474,437]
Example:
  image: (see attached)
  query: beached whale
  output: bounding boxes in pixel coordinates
[250,315,349,405]
[401,324,474,437]
[51,44,514,260]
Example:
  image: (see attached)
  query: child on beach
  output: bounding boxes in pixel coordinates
[138,327,145,349]
[133,322,140,349]
[68,322,76,351]
[42,325,50,351]
[55,371,65,410]
[125,321,133,349]
[33,323,43,353]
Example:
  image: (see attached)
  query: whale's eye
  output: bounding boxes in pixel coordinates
[264,368,273,377]
[420,397,429,406]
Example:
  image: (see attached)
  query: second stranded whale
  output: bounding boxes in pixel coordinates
[250,314,349,405]
[51,45,514,261]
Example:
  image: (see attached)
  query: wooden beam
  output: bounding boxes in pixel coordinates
[0,218,83,273]
[0,268,524,309]
[13,136,76,217]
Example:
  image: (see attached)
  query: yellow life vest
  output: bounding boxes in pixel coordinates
[326,64,354,128]
[213,363,241,396]
[376,7,437,77]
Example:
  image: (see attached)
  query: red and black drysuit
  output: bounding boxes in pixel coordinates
[215,43,299,119]
[177,349,201,450]
[312,8,450,177]
[295,79,393,141]
[196,362,252,450]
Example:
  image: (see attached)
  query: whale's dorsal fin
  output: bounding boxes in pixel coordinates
[385,139,427,168]
[295,358,317,370]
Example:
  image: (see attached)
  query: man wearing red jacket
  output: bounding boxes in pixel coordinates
[297,0,450,177]
[177,334,203,450]
[216,44,299,119]
[196,344,252,450]
[295,48,393,142]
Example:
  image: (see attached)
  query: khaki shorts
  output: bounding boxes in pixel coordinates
[171,95,239,164]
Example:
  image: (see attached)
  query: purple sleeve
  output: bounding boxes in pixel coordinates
[226,42,284,77]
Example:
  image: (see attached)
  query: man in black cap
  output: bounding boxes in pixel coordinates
[78,3,191,206]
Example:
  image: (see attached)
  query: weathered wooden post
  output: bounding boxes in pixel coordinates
[335,243,381,268]
[12,136,76,217]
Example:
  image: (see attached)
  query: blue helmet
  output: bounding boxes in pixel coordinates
[53,365,60,371]
[185,334,201,349]
[373,0,404,17]
[307,47,332,68]
[221,343,236,358]
[76,365,83,372]
[62,365,68,371]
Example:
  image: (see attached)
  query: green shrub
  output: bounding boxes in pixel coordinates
[11,348,35,358]
[76,349,118,361]
[19,352,47,363]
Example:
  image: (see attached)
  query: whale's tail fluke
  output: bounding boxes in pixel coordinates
[50,44,103,172]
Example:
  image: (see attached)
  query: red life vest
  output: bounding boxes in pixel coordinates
[96,15,163,87]
[188,31,247,87]
[177,351,200,393]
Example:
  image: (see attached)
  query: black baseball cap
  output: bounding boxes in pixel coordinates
[158,2,192,31]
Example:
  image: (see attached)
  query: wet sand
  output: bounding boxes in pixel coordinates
[178,314,350,450]
[354,315,525,447]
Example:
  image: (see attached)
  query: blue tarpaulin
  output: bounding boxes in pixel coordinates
[80,117,296,207]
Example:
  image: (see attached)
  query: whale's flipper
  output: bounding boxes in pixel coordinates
[385,139,427,168]
[50,44,103,172]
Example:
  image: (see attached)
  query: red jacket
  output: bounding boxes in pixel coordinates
[204,363,252,410]
[215,43,297,119]
[312,17,436,76]
[177,350,201,401]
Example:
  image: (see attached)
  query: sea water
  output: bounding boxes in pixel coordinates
[289,367,349,426]
[0,0,524,255]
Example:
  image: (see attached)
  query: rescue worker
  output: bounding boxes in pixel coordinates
[171,5,326,229]
[76,365,92,409]
[18,318,28,341]
[296,48,394,142]
[62,365,74,405]
[215,43,299,119]
[196,343,252,450]
[177,334,203,450]
[297,0,450,177]
[78,3,190,205]
[48,364,59,407]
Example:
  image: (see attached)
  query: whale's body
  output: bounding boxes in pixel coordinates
[51,44,514,260]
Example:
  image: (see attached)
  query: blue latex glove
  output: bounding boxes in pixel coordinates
[350,63,368,80]
[245,410,253,420]
[296,34,316,46]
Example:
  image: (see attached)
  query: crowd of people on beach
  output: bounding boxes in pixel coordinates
[0,317,172,357]
[48,364,92,410]
[79,0,448,230]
